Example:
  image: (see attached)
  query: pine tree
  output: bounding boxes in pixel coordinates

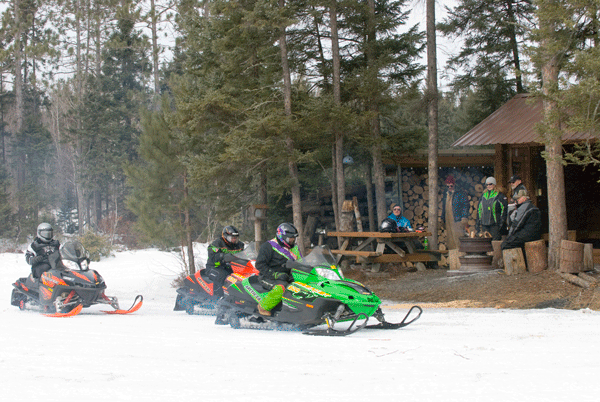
[438,0,535,108]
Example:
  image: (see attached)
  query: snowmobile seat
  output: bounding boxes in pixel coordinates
[247,275,271,293]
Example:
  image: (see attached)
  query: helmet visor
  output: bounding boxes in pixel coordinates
[225,234,239,244]
[39,229,53,241]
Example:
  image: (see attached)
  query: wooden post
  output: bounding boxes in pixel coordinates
[524,239,547,273]
[559,240,584,273]
[447,249,462,271]
[352,197,363,232]
[491,240,503,269]
[340,200,355,232]
[503,248,526,275]
[583,243,594,271]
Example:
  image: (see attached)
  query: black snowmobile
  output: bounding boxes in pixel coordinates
[173,243,259,315]
[216,246,422,336]
[11,241,142,317]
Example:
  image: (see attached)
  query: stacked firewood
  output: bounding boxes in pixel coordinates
[399,170,500,250]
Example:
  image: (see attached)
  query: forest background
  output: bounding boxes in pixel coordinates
[1,0,600,273]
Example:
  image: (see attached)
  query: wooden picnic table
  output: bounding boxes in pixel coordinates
[327,231,446,266]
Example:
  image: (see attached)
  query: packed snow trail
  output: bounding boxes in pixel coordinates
[1,249,600,402]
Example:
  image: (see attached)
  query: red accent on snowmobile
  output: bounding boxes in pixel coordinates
[102,295,143,315]
[70,270,92,282]
[44,304,83,317]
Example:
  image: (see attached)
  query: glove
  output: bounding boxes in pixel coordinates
[30,255,44,265]
[273,272,293,282]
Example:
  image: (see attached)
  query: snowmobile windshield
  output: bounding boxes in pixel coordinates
[60,241,88,262]
[232,242,258,260]
[287,246,344,280]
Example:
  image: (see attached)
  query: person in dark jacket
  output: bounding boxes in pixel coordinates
[441,175,470,250]
[255,223,302,316]
[508,175,527,200]
[476,177,508,240]
[507,175,527,227]
[501,189,541,250]
[205,226,244,294]
[25,223,61,278]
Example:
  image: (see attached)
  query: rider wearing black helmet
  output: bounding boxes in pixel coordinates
[25,223,61,278]
[255,222,302,316]
[205,226,245,294]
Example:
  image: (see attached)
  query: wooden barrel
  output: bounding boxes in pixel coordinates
[458,237,493,254]
[559,240,584,273]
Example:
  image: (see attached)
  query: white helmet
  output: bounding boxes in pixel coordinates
[37,223,53,243]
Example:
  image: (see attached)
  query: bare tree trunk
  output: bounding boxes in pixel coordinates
[279,0,304,254]
[331,145,340,230]
[183,172,195,274]
[365,162,376,231]
[331,1,345,221]
[426,0,439,249]
[366,0,387,224]
[13,0,24,198]
[150,0,160,103]
[542,55,567,270]
[255,169,268,246]
[506,0,523,93]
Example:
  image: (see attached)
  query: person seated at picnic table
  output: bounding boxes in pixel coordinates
[387,204,412,231]
[381,205,424,250]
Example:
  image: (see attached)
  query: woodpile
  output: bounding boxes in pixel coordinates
[399,169,496,253]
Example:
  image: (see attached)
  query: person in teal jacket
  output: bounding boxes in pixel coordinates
[476,177,508,240]
[388,205,412,231]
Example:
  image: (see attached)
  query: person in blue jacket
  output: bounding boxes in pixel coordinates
[388,204,412,231]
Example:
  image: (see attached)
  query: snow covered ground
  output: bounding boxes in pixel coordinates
[2,245,600,402]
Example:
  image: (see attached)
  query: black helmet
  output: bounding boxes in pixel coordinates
[37,222,53,243]
[222,225,240,246]
[379,218,397,233]
[276,223,298,248]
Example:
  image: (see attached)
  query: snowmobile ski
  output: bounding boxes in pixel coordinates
[44,304,83,317]
[302,312,369,337]
[364,305,423,330]
[102,295,143,314]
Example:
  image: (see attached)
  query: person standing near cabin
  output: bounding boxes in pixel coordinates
[441,175,470,250]
[476,177,508,240]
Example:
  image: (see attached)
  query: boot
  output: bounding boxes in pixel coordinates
[257,305,272,316]
[257,284,285,315]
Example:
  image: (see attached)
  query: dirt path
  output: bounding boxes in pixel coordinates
[346,265,600,310]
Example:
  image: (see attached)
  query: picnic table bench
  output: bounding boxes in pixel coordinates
[327,231,446,268]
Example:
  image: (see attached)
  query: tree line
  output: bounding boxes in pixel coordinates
[1,0,598,271]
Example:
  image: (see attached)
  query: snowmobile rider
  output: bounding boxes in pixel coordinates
[205,226,245,293]
[255,222,302,316]
[25,223,61,279]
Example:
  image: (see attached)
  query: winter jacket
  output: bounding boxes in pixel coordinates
[441,189,470,223]
[501,201,541,250]
[387,213,412,229]
[476,190,508,230]
[205,237,245,273]
[25,237,61,264]
[25,237,61,278]
[256,238,302,283]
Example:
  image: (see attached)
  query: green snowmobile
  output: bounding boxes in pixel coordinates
[217,245,422,336]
